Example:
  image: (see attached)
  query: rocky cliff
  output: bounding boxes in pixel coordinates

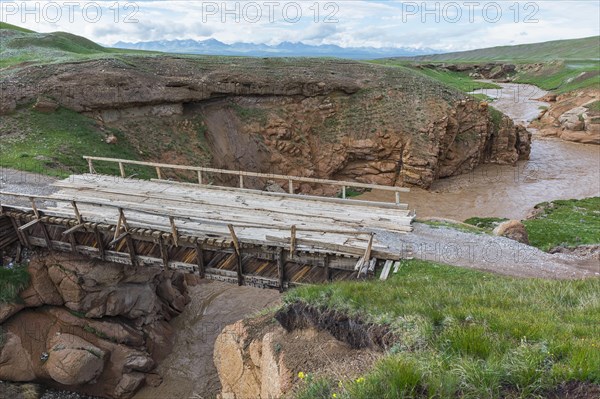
[0,251,190,399]
[534,90,600,144]
[1,56,530,190]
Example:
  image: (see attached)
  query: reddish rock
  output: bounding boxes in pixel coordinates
[45,333,106,385]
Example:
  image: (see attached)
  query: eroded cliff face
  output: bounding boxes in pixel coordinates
[0,252,190,399]
[1,57,531,190]
[534,89,600,144]
[212,302,397,399]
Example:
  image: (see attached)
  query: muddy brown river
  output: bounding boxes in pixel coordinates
[361,83,600,221]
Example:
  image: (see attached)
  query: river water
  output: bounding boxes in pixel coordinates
[361,83,600,220]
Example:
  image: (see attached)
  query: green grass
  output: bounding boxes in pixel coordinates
[523,197,600,251]
[370,60,500,93]
[464,217,508,232]
[0,23,154,70]
[229,102,268,125]
[416,220,484,235]
[295,375,334,399]
[0,107,153,178]
[399,36,600,63]
[0,22,34,33]
[515,61,600,94]
[286,260,600,398]
[585,101,600,113]
[0,265,30,303]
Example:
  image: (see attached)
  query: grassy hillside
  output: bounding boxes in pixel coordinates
[515,61,600,94]
[402,36,600,63]
[0,107,154,178]
[0,22,150,69]
[289,260,600,398]
[0,22,34,33]
[370,59,500,94]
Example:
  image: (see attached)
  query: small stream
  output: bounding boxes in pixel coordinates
[362,82,600,220]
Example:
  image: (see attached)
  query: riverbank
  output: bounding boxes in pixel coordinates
[360,82,600,220]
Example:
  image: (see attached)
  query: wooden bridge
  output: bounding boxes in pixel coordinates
[0,157,414,291]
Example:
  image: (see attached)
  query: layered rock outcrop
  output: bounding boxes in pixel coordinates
[0,57,531,190]
[535,89,599,144]
[0,252,190,398]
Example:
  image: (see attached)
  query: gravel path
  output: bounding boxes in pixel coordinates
[0,168,58,205]
[373,223,599,280]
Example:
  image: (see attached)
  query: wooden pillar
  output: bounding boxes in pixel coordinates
[289,225,296,260]
[39,221,53,250]
[125,234,137,266]
[119,162,125,178]
[159,236,169,269]
[87,158,94,174]
[196,241,205,279]
[156,167,163,180]
[10,217,30,249]
[395,192,400,205]
[236,250,243,286]
[324,254,331,282]
[228,225,243,286]
[288,179,294,194]
[68,231,78,254]
[169,217,179,247]
[277,247,285,292]
[94,227,105,261]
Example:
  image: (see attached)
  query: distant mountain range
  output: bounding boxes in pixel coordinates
[112,39,437,59]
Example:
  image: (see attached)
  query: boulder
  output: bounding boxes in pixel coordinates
[44,333,106,385]
[105,134,118,144]
[493,220,530,244]
[114,372,146,398]
[0,331,36,381]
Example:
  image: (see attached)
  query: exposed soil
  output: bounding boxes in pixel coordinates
[276,302,396,350]
[132,280,281,399]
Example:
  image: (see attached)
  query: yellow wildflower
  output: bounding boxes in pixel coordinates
[298,371,305,380]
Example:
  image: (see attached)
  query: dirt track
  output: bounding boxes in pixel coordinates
[133,281,281,399]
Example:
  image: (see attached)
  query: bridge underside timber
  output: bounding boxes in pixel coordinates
[0,170,414,290]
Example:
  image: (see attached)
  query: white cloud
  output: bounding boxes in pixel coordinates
[0,0,598,50]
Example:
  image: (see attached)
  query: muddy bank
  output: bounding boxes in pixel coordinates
[133,280,281,399]
[361,82,600,220]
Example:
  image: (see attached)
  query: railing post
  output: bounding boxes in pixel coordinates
[288,179,294,194]
[239,174,244,188]
[395,192,400,205]
[156,167,162,180]
[87,158,94,174]
[119,162,125,178]
[342,186,346,199]
[197,171,203,185]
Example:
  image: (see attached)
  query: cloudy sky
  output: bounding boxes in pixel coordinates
[1,0,599,50]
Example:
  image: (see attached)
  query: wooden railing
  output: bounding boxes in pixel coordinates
[83,156,410,206]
